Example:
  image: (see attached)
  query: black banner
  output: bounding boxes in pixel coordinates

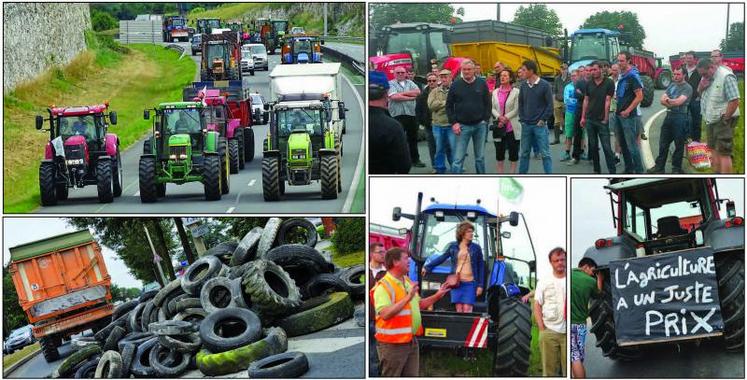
[610,248,724,345]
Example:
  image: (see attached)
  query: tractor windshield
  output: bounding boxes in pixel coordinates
[206,43,227,62]
[273,21,288,32]
[277,109,323,136]
[571,33,607,62]
[164,108,202,135]
[419,212,488,262]
[59,115,98,140]
[385,30,449,76]
[208,20,221,29]
[204,105,227,127]
[295,39,312,53]
[172,18,185,27]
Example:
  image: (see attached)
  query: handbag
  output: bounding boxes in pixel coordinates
[492,88,512,140]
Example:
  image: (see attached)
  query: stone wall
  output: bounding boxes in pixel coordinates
[3,3,91,91]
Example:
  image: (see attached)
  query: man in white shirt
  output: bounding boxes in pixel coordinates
[534,247,567,377]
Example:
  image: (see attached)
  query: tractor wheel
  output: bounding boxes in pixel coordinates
[56,183,69,201]
[113,152,123,197]
[244,129,255,162]
[40,335,61,362]
[143,140,152,155]
[229,139,240,174]
[342,120,346,134]
[39,161,58,206]
[203,155,222,201]
[655,70,672,89]
[219,139,230,195]
[640,75,655,107]
[157,183,166,198]
[236,129,245,170]
[139,156,158,203]
[715,253,745,351]
[262,157,281,201]
[588,270,641,360]
[492,297,531,376]
[320,155,338,200]
[250,70,255,76]
[96,159,114,203]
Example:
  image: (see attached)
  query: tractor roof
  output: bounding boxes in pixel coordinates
[423,203,496,218]
[605,178,681,191]
[383,23,451,32]
[157,101,203,110]
[573,28,619,37]
[49,104,108,116]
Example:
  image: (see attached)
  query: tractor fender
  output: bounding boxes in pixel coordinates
[105,134,119,156]
[45,142,54,160]
[204,131,220,153]
[227,119,241,139]
[263,150,281,158]
[318,149,336,157]
[98,155,112,162]
[703,219,745,253]
[581,235,637,268]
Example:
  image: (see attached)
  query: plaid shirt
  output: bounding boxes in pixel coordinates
[723,74,740,102]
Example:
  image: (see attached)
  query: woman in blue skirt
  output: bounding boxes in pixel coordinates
[422,221,485,312]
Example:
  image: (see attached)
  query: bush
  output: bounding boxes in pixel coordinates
[91,10,118,32]
[331,218,365,254]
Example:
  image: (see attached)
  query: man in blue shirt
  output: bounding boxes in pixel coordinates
[561,70,579,161]
[518,60,554,174]
[614,51,645,174]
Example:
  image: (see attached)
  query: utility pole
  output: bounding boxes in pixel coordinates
[496,4,500,22]
[323,3,328,37]
[144,225,168,285]
[725,3,730,43]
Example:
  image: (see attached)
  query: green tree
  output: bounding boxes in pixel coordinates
[369,3,455,32]
[331,218,365,254]
[3,266,27,338]
[215,218,270,240]
[581,11,646,49]
[512,4,563,37]
[91,10,118,32]
[721,22,744,51]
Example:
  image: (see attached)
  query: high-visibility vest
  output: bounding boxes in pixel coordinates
[370,273,423,344]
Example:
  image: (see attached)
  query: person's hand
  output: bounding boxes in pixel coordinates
[421,267,427,277]
[537,120,546,127]
[407,284,419,300]
[452,123,461,135]
[521,294,531,304]
[436,282,451,295]
[476,287,483,297]
[580,117,586,128]
[499,115,508,124]
[620,109,631,118]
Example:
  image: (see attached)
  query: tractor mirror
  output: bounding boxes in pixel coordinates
[154,122,161,132]
[35,115,44,130]
[392,207,402,221]
[726,200,736,218]
[339,102,346,120]
[144,110,150,120]
[509,211,519,226]
[109,111,118,125]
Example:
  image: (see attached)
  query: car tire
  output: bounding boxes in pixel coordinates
[149,342,190,377]
[265,244,334,289]
[148,320,196,336]
[199,307,262,353]
[302,273,351,299]
[205,241,239,265]
[230,226,263,266]
[73,357,101,378]
[139,290,158,303]
[276,218,318,248]
[256,218,282,258]
[276,292,354,337]
[112,299,139,321]
[120,343,136,378]
[129,337,159,377]
[158,332,202,354]
[103,326,126,351]
[181,256,223,296]
[196,327,288,376]
[52,344,101,378]
[174,297,203,314]
[94,350,123,378]
[199,277,242,313]
[338,264,366,299]
[173,308,208,327]
[153,278,183,307]
[95,311,131,342]
[247,351,309,378]
[117,332,153,352]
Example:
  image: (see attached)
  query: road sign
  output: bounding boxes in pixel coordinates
[182,217,201,227]
[191,224,209,238]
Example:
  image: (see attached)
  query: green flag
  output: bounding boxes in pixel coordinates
[499,178,523,204]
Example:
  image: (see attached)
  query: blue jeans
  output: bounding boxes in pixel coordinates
[654,112,688,171]
[688,99,702,142]
[519,123,552,173]
[432,125,455,173]
[452,121,487,174]
[587,120,616,174]
[615,114,644,173]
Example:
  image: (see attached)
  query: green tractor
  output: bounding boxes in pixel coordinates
[139,102,230,202]
[261,95,342,201]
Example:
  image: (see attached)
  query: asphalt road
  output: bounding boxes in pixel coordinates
[409,88,699,174]
[35,43,365,213]
[324,42,364,62]
[582,320,745,378]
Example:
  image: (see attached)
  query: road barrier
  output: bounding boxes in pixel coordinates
[322,44,364,76]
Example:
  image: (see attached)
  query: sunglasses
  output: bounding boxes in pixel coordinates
[427,79,437,82]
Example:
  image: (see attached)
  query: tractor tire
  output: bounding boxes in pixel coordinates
[244,128,255,162]
[40,335,61,362]
[257,218,282,258]
[492,297,531,376]
[149,342,190,377]
[203,155,222,201]
[181,255,223,296]
[265,244,334,289]
[229,139,240,174]
[103,326,126,351]
[241,259,302,317]
[195,327,287,376]
[588,270,642,360]
[276,292,354,337]
[236,129,245,170]
[39,161,58,206]
[143,140,152,155]
[73,357,100,378]
[715,253,745,351]
[262,157,281,201]
[112,299,139,321]
[138,156,158,203]
[157,183,166,197]
[320,154,338,199]
[276,218,318,248]
[199,307,262,353]
[338,264,366,299]
[95,350,123,378]
[56,183,69,201]
[655,70,672,89]
[219,139,230,195]
[113,152,123,197]
[52,344,101,378]
[302,273,351,299]
[247,351,309,378]
[640,75,655,107]
[96,159,114,203]
[231,227,263,266]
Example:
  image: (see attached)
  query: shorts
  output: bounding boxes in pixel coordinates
[564,111,575,139]
[570,323,587,363]
[450,280,476,305]
[706,117,738,155]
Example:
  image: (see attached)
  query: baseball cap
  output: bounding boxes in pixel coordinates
[369,71,389,90]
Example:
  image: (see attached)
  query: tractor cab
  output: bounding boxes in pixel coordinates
[374,23,452,80]
[146,102,207,163]
[281,36,323,64]
[568,28,622,71]
[38,104,116,153]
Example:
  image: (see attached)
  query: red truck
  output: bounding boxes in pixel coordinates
[8,230,113,362]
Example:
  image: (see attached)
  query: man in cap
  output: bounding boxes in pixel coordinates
[370,71,412,174]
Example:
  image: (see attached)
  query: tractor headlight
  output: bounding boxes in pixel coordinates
[169,154,177,160]
[179,154,188,160]
[291,149,306,160]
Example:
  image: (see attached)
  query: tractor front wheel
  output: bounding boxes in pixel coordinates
[55,183,69,201]
[640,75,655,107]
[138,156,158,203]
[492,297,531,376]
[219,139,230,195]
[39,161,58,206]
[244,128,255,162]
[236,130,246,170]
[715,253,745,351]
[320,155,338,200]
[203,155,222,201]
[229,139,240,174]
[262,157,281,201]
[96,159,114,203]
[113,152,123,197]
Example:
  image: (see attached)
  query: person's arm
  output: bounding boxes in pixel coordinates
[660,92,670,107]
[725,99,740,119]
[603,95,611,123]
[521,290,534,303]
[517,85,525,122]
[533,299,545,331]
[483,83,493,123]
[419,284,450,310]
[540,83,554,123]
[504,89,520,122]
[389,92,416,102]
[428,89,443,113]
[423,245,453,273]
[596,270,604,292]
[475,245,485,296]
[491,90,501,120]
[698,77,711,94]
[378,283,418,320]
[668,95,688,107]
[723,75,741,119]
[580,97,589,127]
[621,88,643,117]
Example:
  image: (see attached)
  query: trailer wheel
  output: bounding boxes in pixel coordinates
[640,75,655,107]
[262,157,281,201]
[40,335,61,362]
[492,297,532,376]
[39,161,58,206]
[716,253,745,351]
[588,270,641,360]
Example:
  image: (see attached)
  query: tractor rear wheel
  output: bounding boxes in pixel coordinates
[588,270,641,360]
[715,253,745,351]
[40,335,60,362]
[39,161,58,206]
[97,159,114,203]
[655,70,672,89]
[493,297,531,376]
[236,130,245,170]
[229,139,240,174]
[55,183,69,200]
[157,183,166,198]
[244,129,255,163]
[139,156,158,203]
[640,75,655,107]
[203,155,222,200]
[320,155,338,200]
[262,157,281,201]
[113,152,123,197]
[219,139,230,195]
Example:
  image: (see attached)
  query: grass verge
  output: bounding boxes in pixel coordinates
[332,250,364,268]
[3,33,196,213]
[733,79,744,173]
[2,342,40,370]
[351,163,365,212]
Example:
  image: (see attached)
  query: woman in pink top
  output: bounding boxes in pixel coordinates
[491,69,521,173]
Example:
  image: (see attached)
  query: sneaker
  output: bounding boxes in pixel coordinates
[567,158,579,166]
[646,166,664,174]
[413,161,426,168]
[560,152,571,162]
[641,132,648,140]
[615,155,621,166]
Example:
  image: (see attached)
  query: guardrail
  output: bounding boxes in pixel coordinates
[321,44,364,76]
[322,35,364,45]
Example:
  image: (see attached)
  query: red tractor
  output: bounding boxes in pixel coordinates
[35,103,121,205]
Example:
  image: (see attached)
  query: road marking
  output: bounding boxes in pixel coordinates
[248,179,256,187]
[642,109,667,170]
[288,336,364,353]
[227,207,235,213]
[341,73,365,214]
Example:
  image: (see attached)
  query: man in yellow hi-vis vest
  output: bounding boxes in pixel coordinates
[371,247,451,376]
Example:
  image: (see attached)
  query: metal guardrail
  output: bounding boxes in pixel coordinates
[322,35,365,44]
[322,45,364,76]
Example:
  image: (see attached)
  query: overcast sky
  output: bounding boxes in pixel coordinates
[571,178,744,267]
[370,177,566,279]
[457,3,744,59]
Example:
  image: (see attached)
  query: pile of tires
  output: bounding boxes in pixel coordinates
[54,218,358,378]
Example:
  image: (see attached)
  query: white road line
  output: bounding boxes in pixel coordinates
[341,73,365,214]
[287,336,364,353]
[642,109,667,170]
[248,179,256,187]
[227,207,235,213]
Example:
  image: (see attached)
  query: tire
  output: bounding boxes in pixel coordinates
[588,270,642,360]
[140,301,157,332]
[200,277,243,313]
[153,278,183,307]
[96,159,114,203]
[195,327,287,376]
[117,332,154,352]
[265,244,334,289]
[320,154,338,199]
[148,320,195,336]
[244,128,255,162]
[149,342,190,377]
[276,218,318,248]
[206,241,239,264]
[229,138,240,174]
[166,293,190,317]
[338,264,366,299]
[203,154,222,200]
[715,253,744,351]
[181,255,224,296]
[655,70,672,89]
[159,332,201,353]
[174,308,208,327]
[174,297,203,314]
[241,259,302,317]
[276,292,354,337]
[262,157,281,201]
[492,297,531,376]
[143,139,152,155]
[103,326,126,351]
[40,335,61,362]
[95,350,123,378]
[251,70,255,76]
[39,161,58,206]
[139,156,158,203]
[231,227,263,266]
[257,218,282,258]
[247,351,309,378]
[56,183,69,200]
[112,300,139,321]
[139,290,158,303]
[112,152,123,197]
[199,307,262,353]
[640,75,655,107]
[236,129,246,170]
[219,139,230,195]
[52,344,101,378]
[130,337,158,377]
[120,343,136,378]
[95,311,131,342]
[303,273,352,299]
[73,357,100,378]
[157,183,166,197]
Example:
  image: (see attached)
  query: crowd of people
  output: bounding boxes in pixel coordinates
[369,48,740,174]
